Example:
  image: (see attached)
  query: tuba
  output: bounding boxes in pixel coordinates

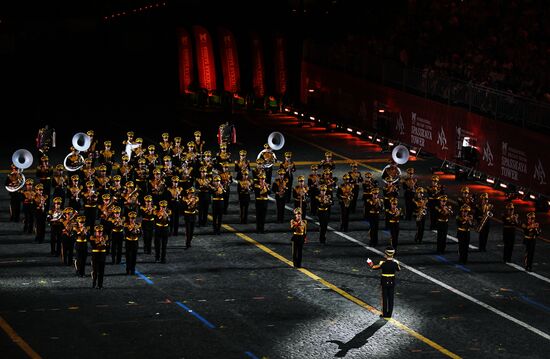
[381,145,409,184]
[64,133,91,171]
[257,132,284,169]
[6,149,33,192]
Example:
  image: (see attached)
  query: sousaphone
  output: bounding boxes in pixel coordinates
[64,132,91,171]
[256,132,285,168]
[381,145,409,184]
[6,149,33,192]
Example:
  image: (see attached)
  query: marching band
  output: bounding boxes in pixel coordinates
[3,127,545,291]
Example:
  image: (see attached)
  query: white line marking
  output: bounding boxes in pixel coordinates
[506,262,550,284]
[431,230,479,250]
[267,197,550,341]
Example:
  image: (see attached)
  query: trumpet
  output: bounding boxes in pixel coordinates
[443,205,454,216]
[476,204,493,232]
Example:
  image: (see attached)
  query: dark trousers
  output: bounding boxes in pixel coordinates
[291,235,305,268]
[404,191,414,221]
[389,222,399,249]
[50,226,63,255]
[368,214,379,246]
[310,195,319,216]
[84,207,97,229]
[255,200,267,233]
[318,210,329,243]
[503,227,516,263]
[142,223,153,254]
[478,220,490,251]
[223,189,230,214]
[436,221,448,253]
[457,230,470,264]
[428,200,437,230]
[35,211,46,243]
[154,227,169,262]
[61,235,74,266]
[212,200,223,234]
[381,279,395,317]
[415,217,425,243]
[350,188,359,213]
[184,215,195,247]
[239,196,250,224]
[276,197,286,223]
[68,198,81,212]
[9,193,21,222]
[92,252,106,288]
[23,203,34,233]
[340,204,350,232]
[111,232,123,264]
[75,243,87,276]
[524,239,535,271]
[198,195,210,226]
[169,204,180,236]
[125,240,138,274]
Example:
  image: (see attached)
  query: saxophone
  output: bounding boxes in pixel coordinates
[415,198,428,220]
[341,185,352,208]
[277,179,288,197]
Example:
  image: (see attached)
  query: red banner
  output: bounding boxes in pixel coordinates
[177,28,194,94]
[274,34,287,96]
[301,62,550,195]
[251,32,265,98]
[192,26,217,91]
[218,28,240,93]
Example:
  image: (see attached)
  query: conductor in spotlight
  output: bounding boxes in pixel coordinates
[368,247,401,318]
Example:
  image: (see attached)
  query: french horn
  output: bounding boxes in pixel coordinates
[64,133,91,172]
[6,149,33,192]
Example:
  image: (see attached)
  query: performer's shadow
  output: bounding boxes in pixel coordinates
[327,318,387,357]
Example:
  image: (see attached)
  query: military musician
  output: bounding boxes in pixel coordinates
[90,224,109,289]
[475,192,493,252]
[124,211,141,275]
[456,204,475,264]
[290,207,307,268]
[182,188,199,248]
[522,212,541,272]
[435,195,452,254]
[237,171,252,224]
[317,184,333,244]
[502,202,520,263]
[368,247,401,318]
[412,187,428,243]
[139,195,156,254]
[254,173,270,233]
[272,169,289,223]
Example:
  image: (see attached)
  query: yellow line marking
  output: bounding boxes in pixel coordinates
[221,223,461,359]
[293,159,389,166]
[288,136,383,173]
[0,315,42,359]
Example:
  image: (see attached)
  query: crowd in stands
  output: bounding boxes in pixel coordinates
[311,0,550,103]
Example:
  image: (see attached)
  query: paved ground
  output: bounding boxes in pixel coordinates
[1,104,549,359]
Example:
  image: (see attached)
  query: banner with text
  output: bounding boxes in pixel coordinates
[192,25,217,91]
[218,28,240,93]
[251,32,265,98]
[177,28,194,94]
[274,34,287,96]
[301,62,549,195]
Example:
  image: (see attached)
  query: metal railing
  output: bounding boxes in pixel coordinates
[303,40,550,132]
